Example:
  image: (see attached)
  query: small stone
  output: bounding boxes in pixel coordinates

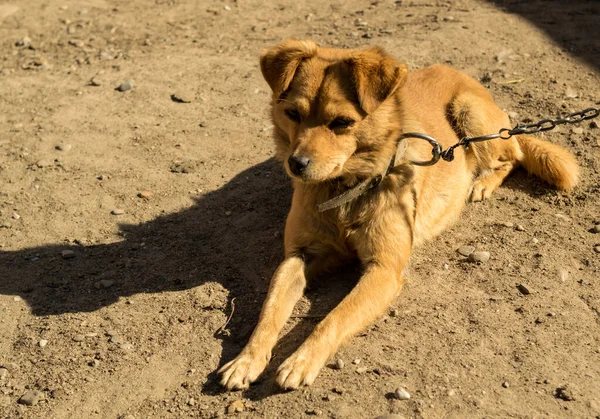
[138,190,153,199]
[590,121,599,129]
[500,222,514,228]
[0,368,8,380]
[116,80,133,92]
[355,366,368,374]
[171,90,194,103]
[12,212,20,220]
[517,283,531,295]
[468,251,490,263]
[119,343,134,350]
[572,127,584,135]
[72,334,85,342]
[457,245,475,257]
[170,163,195,173]
[559,269,569,281]
[594,245,600,254]
[352,358,361,365]
[90,76,103,86]
[187,398,196,406]
[306,408,323,416]
[39,339,48,348]
[389,308,400,317]
[16,36,32,47]
[110,335,123,344]
[226,400,245,414]
[36,158,53,168]
[555,385,575,401]
[532,237,539,244]
[502,381,510,388]
[95,279,115,289]
[333,359,345,370]
[18,390,44,406]
[111,208,125,215]
[516,224,525,231]
[225,211,232,216]
[394,387,411,400]
[375,415,406,419]
[106,330,118,337]
[590,225,600,234]
[447,389,457,397]
[61,250,76,259]
[56,144,72,152]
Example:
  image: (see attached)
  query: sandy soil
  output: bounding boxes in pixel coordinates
[1,0,599,418]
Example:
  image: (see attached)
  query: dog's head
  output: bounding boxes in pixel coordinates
[261,40,408,183]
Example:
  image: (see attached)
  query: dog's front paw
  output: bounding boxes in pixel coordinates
[218,351,269,391]
[276,344,328,390]
[470,179,493,202]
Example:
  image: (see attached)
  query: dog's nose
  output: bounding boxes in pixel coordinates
[288,155,310,176]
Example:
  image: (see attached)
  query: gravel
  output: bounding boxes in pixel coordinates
[61,250,76,259]
[111,208,125,215]
[72,334,85,342]
[332,359,345,370]
[171,90,194,103]
[516,283,531,295]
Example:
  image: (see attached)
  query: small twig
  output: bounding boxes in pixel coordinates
[217,297,236,335]
[496,78,525,85]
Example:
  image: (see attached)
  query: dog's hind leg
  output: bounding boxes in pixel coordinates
[448,85,523,202]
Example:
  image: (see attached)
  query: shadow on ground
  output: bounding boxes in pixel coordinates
[485,0,600,70]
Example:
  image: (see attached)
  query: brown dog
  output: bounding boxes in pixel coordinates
[218,40,579,390]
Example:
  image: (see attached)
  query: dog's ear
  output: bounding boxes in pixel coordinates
[345,48,408,114]
[260,40,318,97]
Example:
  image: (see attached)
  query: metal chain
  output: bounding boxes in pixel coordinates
[401,107,600,166]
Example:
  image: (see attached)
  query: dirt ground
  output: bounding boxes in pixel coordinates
[1,0,599,418]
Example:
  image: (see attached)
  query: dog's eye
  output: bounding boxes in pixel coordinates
[284,109,301,123]
[329,118,355,130]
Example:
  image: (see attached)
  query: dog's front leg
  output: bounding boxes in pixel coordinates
[219,256,306,390]
[276,256,406,389]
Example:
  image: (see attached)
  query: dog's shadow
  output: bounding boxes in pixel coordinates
[0,157,361,398]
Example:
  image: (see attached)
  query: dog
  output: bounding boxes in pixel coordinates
[218,40,579,390]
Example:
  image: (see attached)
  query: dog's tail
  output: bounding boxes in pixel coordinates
[516,135,579,191]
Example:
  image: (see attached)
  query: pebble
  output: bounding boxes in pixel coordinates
[447,389,456,397]
[95,279,115,289]
[352,358,361,365]
[16,36,32,47]
[594,245,600,254]
[18,390,44,406]
[389,308,400,317]
[170,163,195,173]
[12,212,20,220]
[457,245,475,257]
[120,343,134,350]
[0,367,8,380]
[516,224,525,231]
[56,144,72,152]
[559,269,569,281]
[110,335,123,344]
[61,250,76,259]
[111,208,125,215]
[187,398,196,406]
[138,190,153,199]
[572,127,584,135]
[394,387,411,400]
[375,416,406,419]
[90,76,103,86]
[333,359,345,370]
[502,381,510,388]
[72,334,85,342]
[171,90,194,103]
[36,158,53,168]
[591,224,600,234]
[516,283,531,295]
[106,330,118,337]
[500,221,514,228]
[532,237,539,244]
[306,408,323,416]
[39,339,48,348]
[355,366,368,374]
[116,80,133,92]
[226,400,245,414]
[555,385,575,401]
[468,251,490,263]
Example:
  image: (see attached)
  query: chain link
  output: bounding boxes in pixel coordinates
[402,106,599,166]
